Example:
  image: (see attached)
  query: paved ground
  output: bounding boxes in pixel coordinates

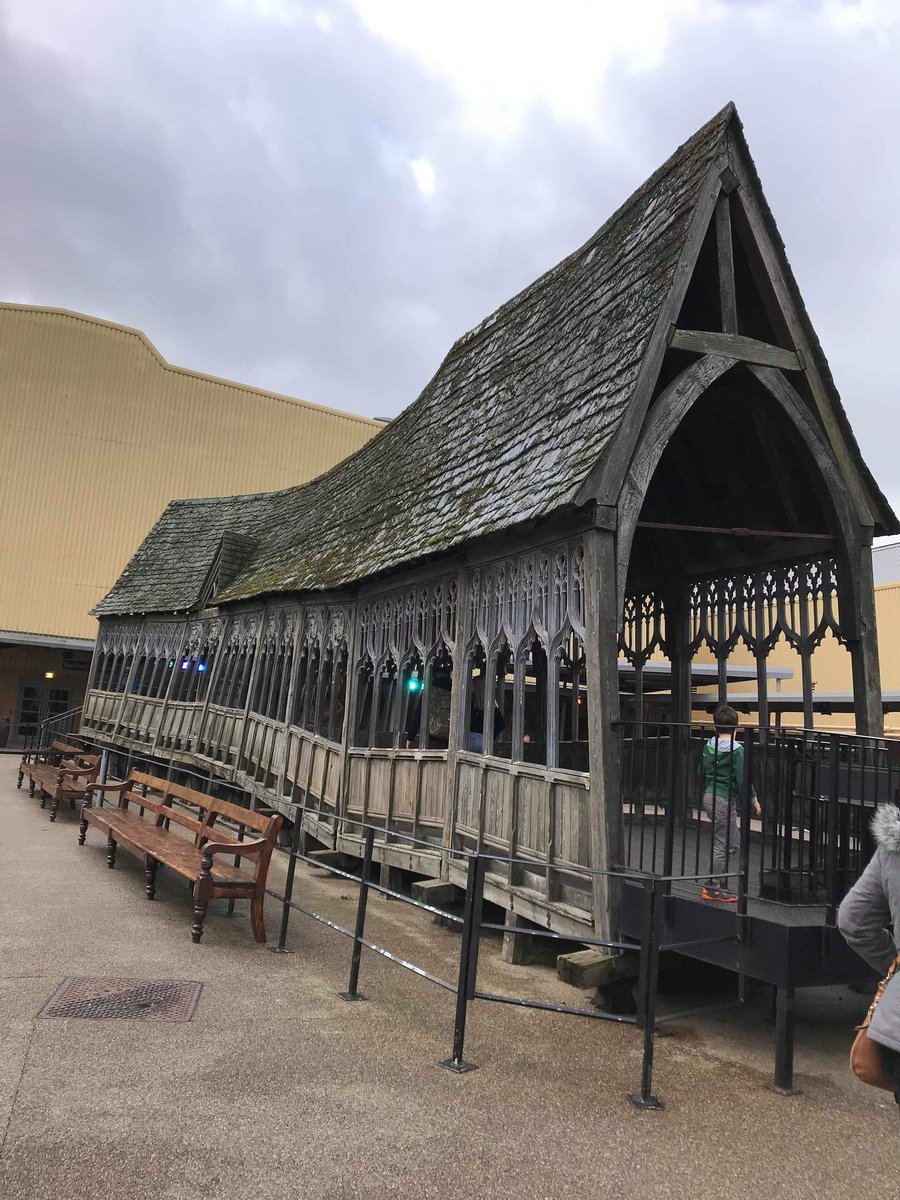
[0,754,896,1199]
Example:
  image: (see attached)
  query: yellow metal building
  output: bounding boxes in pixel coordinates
[0,303,382,741]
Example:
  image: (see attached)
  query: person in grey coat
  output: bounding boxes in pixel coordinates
[837,803,900,1104]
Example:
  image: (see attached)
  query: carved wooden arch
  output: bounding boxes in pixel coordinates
[615,354,863,629]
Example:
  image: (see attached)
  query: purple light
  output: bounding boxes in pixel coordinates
[180,659,191,670]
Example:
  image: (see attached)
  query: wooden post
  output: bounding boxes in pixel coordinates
[797,580,815,730]
[715,192,737,334]
[234,606,268,774]
[275,608,303,799]
[582,528,622,943]
[195,614,229,756]
[666,585,692,726]
[337,599,361,825]
[850,532,883,737]
[111,618,145,742]
[442,568,470,868]
[753,573,770,738]
[150,615,190,757]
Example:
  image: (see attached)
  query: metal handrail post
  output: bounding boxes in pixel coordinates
[340,827,375,1000]
[628,877,664,1110]
[773,985,796,1094]
[464,854,486,1001]
[440,853,485,1073]
[737,729,754,940]
[271,814,302,953]
[662,727,678,886]
[825,733,841,923]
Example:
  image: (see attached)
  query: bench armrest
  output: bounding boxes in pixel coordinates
[201,838,267,858]
[84,780,129,799]
[57,765,96,779]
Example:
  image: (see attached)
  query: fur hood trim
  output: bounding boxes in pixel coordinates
[871,804,900,853]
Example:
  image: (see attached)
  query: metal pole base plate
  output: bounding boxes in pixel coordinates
[439,1058,477,1074]
[338,991,367,1002]
[269,946,294,955]
[771,1084,799,1097]
[627,1093,664,1111]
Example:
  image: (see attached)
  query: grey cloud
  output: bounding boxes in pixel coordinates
[0,1,897,506]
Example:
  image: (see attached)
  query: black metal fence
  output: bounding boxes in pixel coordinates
[620,720,894,919]
[263,812,743,1111]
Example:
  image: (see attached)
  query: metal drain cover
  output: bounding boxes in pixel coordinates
[38,978,203,1022]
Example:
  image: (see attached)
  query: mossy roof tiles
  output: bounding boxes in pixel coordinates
[94,103,895,618]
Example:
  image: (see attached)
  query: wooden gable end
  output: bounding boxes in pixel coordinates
[580,110,895,543]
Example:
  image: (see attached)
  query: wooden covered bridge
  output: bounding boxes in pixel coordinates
[80,105,897,1069]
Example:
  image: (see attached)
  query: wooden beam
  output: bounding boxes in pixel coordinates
[441,566,470,860]
[849,531,884,736]
[614,353,739,614]
[578,160,728,508]
[715,194,737,333]
[669,328,801,371]
[747,365,862,598]
[726,152,876,527]
[582,528,622,944]
[636,521,832,541]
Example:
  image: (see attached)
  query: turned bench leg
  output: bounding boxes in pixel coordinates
[191,853,214,944]
[30,778,38,799]
[145,858,158,901]
[250,891,267,944]
[78,810,89,845]
[49,792,61,822]
[17,765,24,789]
[107,836,117,869]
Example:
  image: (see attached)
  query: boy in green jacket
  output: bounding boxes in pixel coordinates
[698,705,761,902]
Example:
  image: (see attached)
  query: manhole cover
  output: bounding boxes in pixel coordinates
[38,978,203,1021]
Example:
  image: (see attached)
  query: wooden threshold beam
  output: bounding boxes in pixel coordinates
[669,327,802,371]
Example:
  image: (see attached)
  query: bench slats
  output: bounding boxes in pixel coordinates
[78,768,282,943]
[88,809,253,886]
[19,751,101,822]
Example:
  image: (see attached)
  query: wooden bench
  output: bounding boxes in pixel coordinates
[78,770,282,944]
[18,741,102,822]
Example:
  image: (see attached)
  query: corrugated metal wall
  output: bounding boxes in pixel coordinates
[0,305,382,640]
[872,582,900,691]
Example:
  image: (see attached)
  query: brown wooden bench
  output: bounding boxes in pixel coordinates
[18,741,101,822]
[78,770,282,944]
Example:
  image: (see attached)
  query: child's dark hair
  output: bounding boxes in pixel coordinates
[713,704,739,732]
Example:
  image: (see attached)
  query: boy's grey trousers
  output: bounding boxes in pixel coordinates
[701,792,739,886]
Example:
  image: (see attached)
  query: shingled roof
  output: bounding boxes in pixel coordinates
[95,103,895,618]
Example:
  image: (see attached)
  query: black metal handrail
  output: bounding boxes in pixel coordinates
[618,719,889,921]
[261,797,751,1111]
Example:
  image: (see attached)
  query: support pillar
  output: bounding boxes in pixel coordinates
[501,911,534,964]
[849,531,883,737]
[773,985,796,1095]
[583,528,623,944]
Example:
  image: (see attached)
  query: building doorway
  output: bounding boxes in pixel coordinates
[15,683,72,740]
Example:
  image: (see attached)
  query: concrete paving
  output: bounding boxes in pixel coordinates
[0,754,896,1199]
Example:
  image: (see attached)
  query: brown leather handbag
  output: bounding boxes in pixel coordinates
[851,954,900,1090]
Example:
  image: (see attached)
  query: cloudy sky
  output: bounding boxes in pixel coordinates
[1,1,898,509]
